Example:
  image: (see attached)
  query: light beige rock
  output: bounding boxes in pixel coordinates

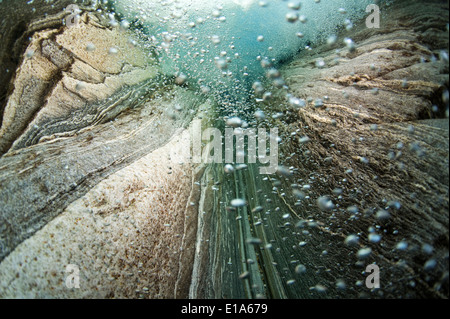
[0,128,201,298]
[0,11,158,155]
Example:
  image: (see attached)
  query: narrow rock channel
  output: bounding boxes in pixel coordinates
[0,0,448,299]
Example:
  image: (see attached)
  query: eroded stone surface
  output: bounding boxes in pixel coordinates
[0,2,209,276]
[0,10,157,155]
[0,129,201,298]
[264,0,449,298]
[191,0,448,299]
[0,0,448,300]
[0,0,102,136]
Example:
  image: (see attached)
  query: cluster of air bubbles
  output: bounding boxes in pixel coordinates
[112,0,374,110]
[110,0,404,293]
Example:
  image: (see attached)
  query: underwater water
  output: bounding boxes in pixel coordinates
[0,0,448,302]
[112,0,448,299]
[113,0,376,111]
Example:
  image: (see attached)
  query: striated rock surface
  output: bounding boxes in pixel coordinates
[0,1,103,144]
[0,128,203,298]
[191,0,449,299]
[0,0,448,299]
[273,0,449,298]
[0,7,156,155]
[0,0,210,298]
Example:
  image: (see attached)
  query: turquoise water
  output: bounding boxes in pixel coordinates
[113,0,376,110]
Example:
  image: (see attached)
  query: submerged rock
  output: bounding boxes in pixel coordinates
[253,0,449,298]
[0,0,209,298]
[0,0,448,299]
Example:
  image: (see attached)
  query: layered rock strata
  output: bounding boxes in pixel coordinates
[0,0,210,298]
[0,0,448,299]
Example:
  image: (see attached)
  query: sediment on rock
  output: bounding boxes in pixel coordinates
[266,0,449,298]
[189,0,448,299]
[0,128,202,298]
[0,7,156,156]
[0,0,214,298]
[0,0,103,134]
[0,0,448,300]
